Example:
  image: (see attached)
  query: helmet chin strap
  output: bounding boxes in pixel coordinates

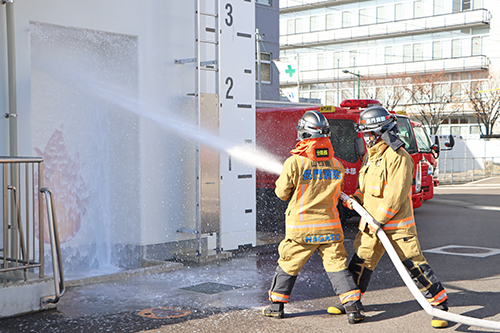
[363,132,380,147]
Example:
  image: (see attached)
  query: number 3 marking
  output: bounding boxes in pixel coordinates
[225,3,233,26]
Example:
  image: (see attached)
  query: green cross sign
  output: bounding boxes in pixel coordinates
[285,65,296,78]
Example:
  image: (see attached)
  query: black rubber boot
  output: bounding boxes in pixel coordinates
[262,302,284,319]
[344,302,365,324]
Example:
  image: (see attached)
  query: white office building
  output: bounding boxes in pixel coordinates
[279,0,500,136]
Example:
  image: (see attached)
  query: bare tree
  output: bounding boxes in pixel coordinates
[402,71,462,135]
[360,73,409,111]
[466,79,500,136]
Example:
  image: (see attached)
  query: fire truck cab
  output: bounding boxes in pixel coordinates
[256,99,425,229]
[411,121,455,201]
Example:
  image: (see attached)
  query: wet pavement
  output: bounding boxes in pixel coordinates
[1,177,500,333]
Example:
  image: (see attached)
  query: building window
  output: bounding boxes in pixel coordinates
[451,82,461,98]
[452,39,461,58]
[470,125,480,135]
[384,46,393,64]
[403,44,412,62]
[255,52,271,83]
[395,4,403,20]
[433,41,442,59]
[287,19,294,35]
[349,51,357,67]
[342,11,351,28]
[359,9,367,25]
[413,43,422,61]
[333,52,341,67]
[451,126,461,135]
[434,0,442,15]
[463,0,471,10]
[317,53,325,70]
[414,1,423,18]
[472,36,482,55]
[310,16,318,32]
[295,18,302,34]
[256,0,271,5]
[326,14,334,30]
[377,6,385,23]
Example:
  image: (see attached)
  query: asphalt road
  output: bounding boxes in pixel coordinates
[1,177,499,333]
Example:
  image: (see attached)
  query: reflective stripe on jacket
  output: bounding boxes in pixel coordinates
[275,137,344,242]
[357,141,415,233]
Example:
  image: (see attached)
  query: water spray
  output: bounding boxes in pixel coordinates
[67,72,284,176]
[340,193,500,330]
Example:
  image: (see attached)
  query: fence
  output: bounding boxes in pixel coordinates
[439,156,500,185]
[436,137,500,185]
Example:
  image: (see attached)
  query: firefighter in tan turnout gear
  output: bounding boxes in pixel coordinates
[328,106,449,329]
[262,110,365,324]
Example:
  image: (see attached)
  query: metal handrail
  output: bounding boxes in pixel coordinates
[1,158,43,279]
[40,187,65,304]
[0,157,65,305]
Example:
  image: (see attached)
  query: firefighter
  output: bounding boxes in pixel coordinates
[262,110,365,324]
[328,106,449,329]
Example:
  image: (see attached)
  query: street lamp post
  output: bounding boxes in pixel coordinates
[342,69,362,99]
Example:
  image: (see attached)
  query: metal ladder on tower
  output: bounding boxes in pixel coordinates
[175,0,221,257]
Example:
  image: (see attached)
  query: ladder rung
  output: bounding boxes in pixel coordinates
[175,58,197,64]
[199,11,217,18]
[199,39,217,45]
[200,66,218,72]
[201,60,217,66]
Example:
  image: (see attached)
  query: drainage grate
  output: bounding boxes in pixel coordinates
[138,307,191,319]
[424,245,500,258]
[180,282,241,294]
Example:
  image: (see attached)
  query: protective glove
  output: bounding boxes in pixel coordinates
[342,195,360,210]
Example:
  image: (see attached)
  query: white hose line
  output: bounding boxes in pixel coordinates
[340,192,500,330]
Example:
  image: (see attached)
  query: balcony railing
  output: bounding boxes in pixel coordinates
[280,0,350,13]
[280,55,489,86]
[281,9,491,49]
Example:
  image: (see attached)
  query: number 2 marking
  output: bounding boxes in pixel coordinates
[225,77,234,99]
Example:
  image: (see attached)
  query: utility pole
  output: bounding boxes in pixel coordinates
[343,67,362,99]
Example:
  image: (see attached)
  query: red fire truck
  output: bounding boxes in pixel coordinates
[256,99,425,230]
[411,121,454,201]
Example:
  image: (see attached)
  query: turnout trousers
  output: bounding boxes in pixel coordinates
[349,229,448,309]
[268,238,361,306]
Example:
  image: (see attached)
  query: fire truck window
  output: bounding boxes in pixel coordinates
[328,119,359,164]
[413,126,432,152]
[396,117,418,154]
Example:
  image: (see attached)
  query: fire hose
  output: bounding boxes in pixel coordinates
[340,192,500,330]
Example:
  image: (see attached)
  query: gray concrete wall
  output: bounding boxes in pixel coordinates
[256,2,280,101]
